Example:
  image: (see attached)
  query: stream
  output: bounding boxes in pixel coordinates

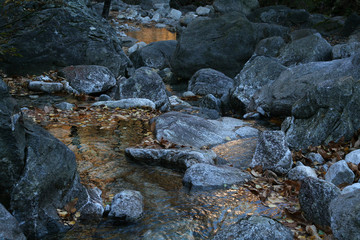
[15,22,286,239]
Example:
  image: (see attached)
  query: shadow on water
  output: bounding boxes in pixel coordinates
[44,121,283,240]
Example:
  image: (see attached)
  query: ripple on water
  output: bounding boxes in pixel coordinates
[45,121,283,239]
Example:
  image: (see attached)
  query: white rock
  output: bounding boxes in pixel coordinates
[196,6,211,16]
[167,9,182,20]
[287,165,317,180]
[183,91,195,97]
[345,149,360,165]
[128,41,147,55]
[342,183,360,194]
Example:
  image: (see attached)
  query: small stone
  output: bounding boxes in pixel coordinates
[168,9,182,20]
[305,152,325,164]
[55,102,74,111]
[345,149,360,165]
[341,183,360,194]
[183,91,195,97]
[325,160,355,186]
[287,165,317,181]
[28,81,63,93]
[196,6,211,16]
[108,190,144,222]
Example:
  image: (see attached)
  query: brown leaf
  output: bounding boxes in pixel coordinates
[64,198,78,214]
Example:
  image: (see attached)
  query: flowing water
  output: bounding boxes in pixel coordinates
[43,120,282,239]
[14,22,285,239]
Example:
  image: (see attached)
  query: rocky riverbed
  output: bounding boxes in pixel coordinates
[1,0,360,239]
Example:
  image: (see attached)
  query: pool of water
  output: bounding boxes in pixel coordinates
[43,121,282,239]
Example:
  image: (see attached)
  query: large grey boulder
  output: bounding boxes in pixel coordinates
[115,67,170,111]
[129,40,177,70]
[248,5,311,27]
[213,0,259,15]
[183,163,251,191]
[325,160,355,186]
[0,203,26,240]
[250,131,292,174]
[188,68,234,98]
[108,190,144,222]
[212,215,293,240]
[0,79,100,238]
[231,56,287,110]
[171,13,288,79]
[254,36,285,57]
[0,78,26,202]
[60,65,116,94]
[299,177,341,228]
[10,122,90,238]
[0,2,131,77]
[250,54,360,117]
[283,74,360,149]
[330,190,360,240]
[125,148,216,171]
[151,112,247,148]
[332,42,360,59]
[278,33,332,66]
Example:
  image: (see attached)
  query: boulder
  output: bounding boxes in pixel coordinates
[115,67,170,111]
[212,215,293,240]
[60,65,116,94]
[324,160,355,186]
[342,183,360,194]
[212,138,258,169]
[0,3,131,77]
[287,165,317,181]
[278,33,332,66]
[92,98,156,109]
[345,149,360,165]
[248,5,311,27]
[141,0,170,10]
[151,112,247,148]
[330,190,360,240]
[332,42,360,59]
[0,79,26,203]
[213,0,259,15]
[108,190,144,222]
[250,54,360,117]
[188,68,234,98]
[250,130,292,174]
[199,94,222,113]
[78,187,104,219]
[235,126,259,139]
[28,81,63,93]
[299,177,341,228]
[9,122,91,238]
[170,13,288,79]
[253,36,285,57]
[231,56,287,110]
[283,74,360,149]
[129,40,177,69]
[183,163,251,191]
[125,148,216,171]
[0,203,26,240]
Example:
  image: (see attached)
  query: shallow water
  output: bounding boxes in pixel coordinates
[125,24,177,44]
[42,120,283,240]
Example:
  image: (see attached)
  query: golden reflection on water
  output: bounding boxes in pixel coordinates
[125,25,177,44]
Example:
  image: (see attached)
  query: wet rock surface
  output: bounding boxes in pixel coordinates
[183,163,251,191]
[212,215,293,240]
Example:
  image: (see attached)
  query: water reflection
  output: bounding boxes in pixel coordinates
[45,122,284,239]
[124,24,177,44]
